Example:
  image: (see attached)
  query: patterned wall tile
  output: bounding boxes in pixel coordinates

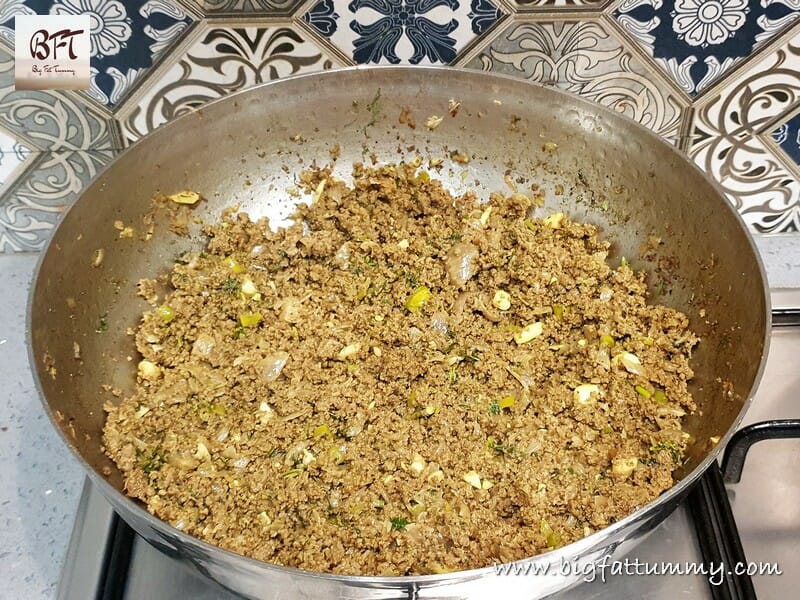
[194,0,305,15]
[1,0,197,108]
[689,31,800,233]
[0,149,113,251]
[771,111,800,166]
[116,24,341,144]
[0,87,113,151]
[512,0,610,10]
[613,0,800,97]
[0,131,33,192]
[464,19,687,142]
[302,0,504,65]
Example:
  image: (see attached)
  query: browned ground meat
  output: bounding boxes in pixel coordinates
[103,163,698,576]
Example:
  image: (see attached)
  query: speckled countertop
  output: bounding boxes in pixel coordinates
[0,254,83,599]
[1,238,799,599]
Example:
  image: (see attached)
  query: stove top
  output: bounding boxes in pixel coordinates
[57,290,800,600]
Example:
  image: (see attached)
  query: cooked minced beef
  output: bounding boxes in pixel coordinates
[103,163,698,576]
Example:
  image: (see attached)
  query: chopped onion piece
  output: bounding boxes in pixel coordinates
[260,351,289,381]
[612,351,644,375]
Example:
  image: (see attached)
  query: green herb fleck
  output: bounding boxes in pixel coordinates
[138,447,165,474]
[487,437,515,456]
[223,278,240,295]
[232,325,245,339]
[362,88,382,136]
[364,255,377,268]
[446,365,459,384]
[650,441,682,464]
[489,400,500,415]
[96,313,109,333]
[390,517,409,531]
[367,88,382,117]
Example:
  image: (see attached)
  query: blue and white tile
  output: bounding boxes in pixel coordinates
[1,0,196,107]
[116,24,341,144]
[0,131,34,193]
[771,112,800,167]
[690,30,800,233]
[302,0,505,65]
[464,19,687,142]
[613,0,800,97]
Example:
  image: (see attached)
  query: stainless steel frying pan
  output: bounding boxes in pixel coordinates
[29,67,770,599]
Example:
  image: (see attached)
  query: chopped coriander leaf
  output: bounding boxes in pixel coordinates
[390,517,409,531]
[223,278,240,294]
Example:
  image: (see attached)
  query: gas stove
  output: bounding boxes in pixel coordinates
[56,290,800,600]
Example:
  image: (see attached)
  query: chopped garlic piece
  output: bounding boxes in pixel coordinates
[573,384,601,405]
[337,343,361,361]
[168,190,201,205]
[312,179,326,202]
[463,470,482,489]
[301,449,316,465]
[194,441,211,461]
[426,115,444,130]
[492,290,511,311]
[543,213,565,229]
[481,479,494,490]
[257,511,272,526]
[410,453,426,475]
[240,278,258,297]
[428,469,444,483]
[373,346,382,357]
[612,457,638,477]
[543,141,558,152]
[479,206,493,226]
[514,322,543,345]
[137,360,160,380]
[92,248,104,268]
[134,405,150,418]
[257,401,274,424]
[397,239,410,250]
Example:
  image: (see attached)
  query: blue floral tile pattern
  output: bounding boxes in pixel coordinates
[303,0,340,36]
[303,0,504,64]
[614,0,800,96]
[468,0,501,34]
[772,113,800,167]
[1,0,195,107]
